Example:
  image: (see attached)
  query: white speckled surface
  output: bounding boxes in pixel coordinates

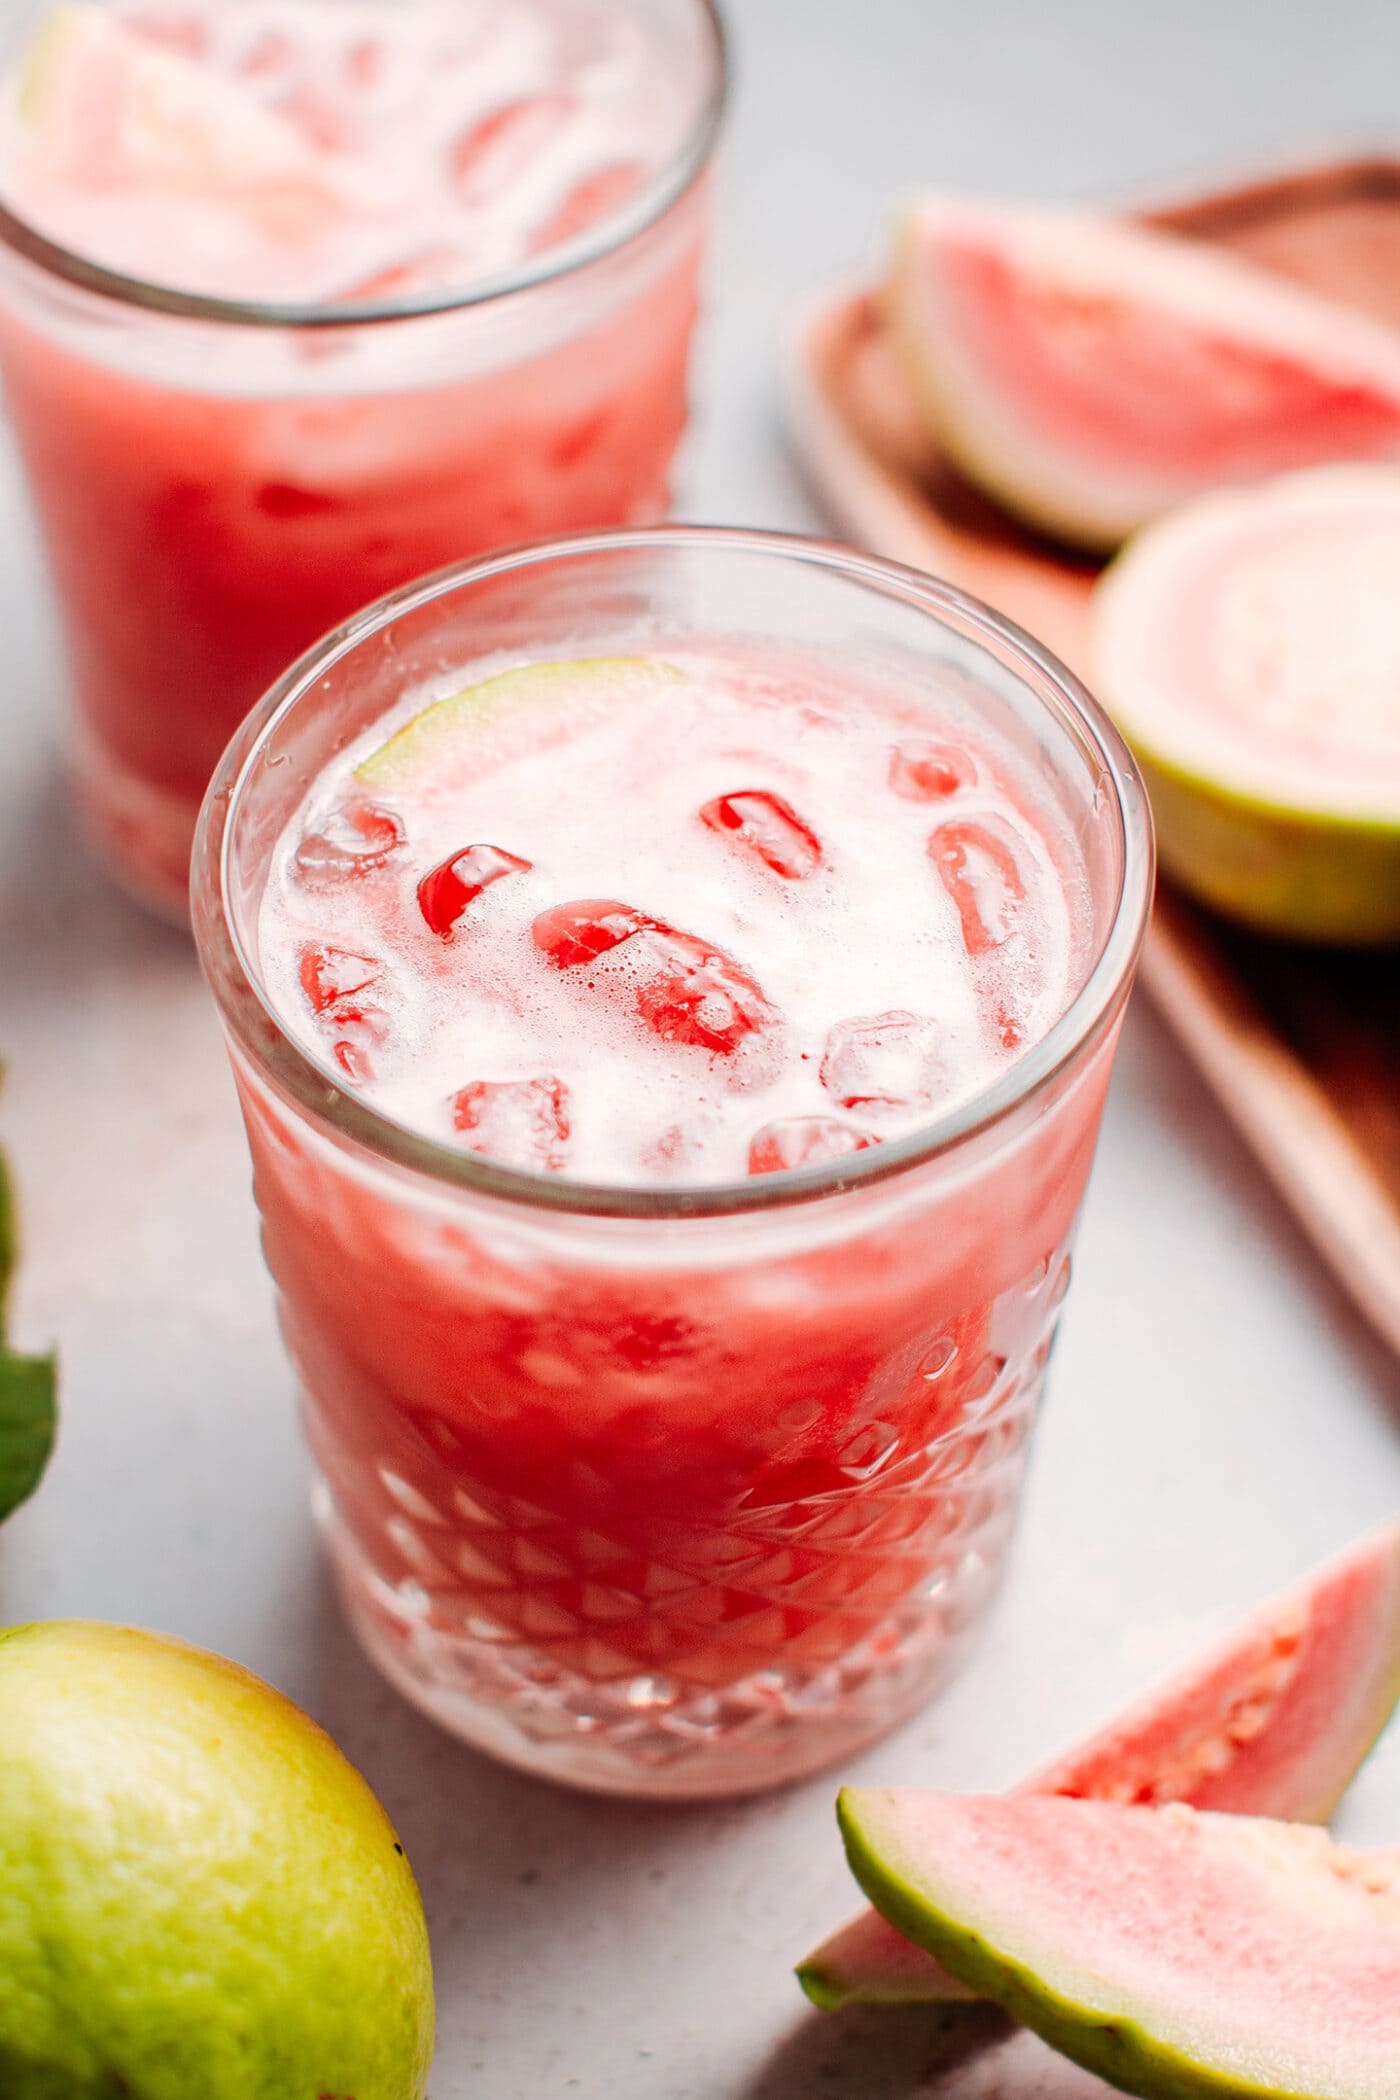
[2,3,1399,2094]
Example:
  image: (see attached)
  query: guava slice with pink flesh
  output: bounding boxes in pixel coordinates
[888,196,1400,552]
[837,1791,1400,2100]
[798,1522,1400,2009]
[1089,465,1400,943]
[354,657,682,800]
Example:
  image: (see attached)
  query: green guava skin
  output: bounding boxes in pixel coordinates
[796,1907,976,2010]
[0,1621,435,2100]
[837,1793,1312,2100]
[1134,747,1400,946]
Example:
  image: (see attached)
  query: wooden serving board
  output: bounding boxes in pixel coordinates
[787,160,1400,1362]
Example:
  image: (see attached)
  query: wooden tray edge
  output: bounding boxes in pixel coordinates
[784,285,1400,1363]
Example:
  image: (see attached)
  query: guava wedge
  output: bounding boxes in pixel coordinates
[798,1522,1400,2009]
[13,3,360,237]
[1089,465,1400,943]
[355,656,683,799]
[888,196,1400,551]
[837,1791,1400,2100]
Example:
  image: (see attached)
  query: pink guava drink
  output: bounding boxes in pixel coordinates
[193,530,1153,1797]
[0,0,724,918]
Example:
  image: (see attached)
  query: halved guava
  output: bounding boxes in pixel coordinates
[1089,466,1400,943]
[354,657,682,799]
[838,1791,1400,2100]
[888,196,1400,552]
[12,3,361,237]
[798,1522,1400,2009]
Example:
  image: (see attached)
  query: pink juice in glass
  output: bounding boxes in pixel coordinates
[193,531,1152,1798]
[0,0,724,917]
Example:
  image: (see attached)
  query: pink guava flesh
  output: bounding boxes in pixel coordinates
[1087,468,1400,943]
[799,1524,1400,2008]
[945,243,1400,475]
[1028,1524,1400,1819]
[838,1792,1400,2100]
[891,199,1400,548]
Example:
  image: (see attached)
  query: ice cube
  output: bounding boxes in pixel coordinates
[889,739,975,801]
[532,900,780,1059]
[127,11,211,56]
[328,1028,382,1085]
[343,37,383,90]
[449,95,573,200]
[333,246,470,305]
[293,802,404,884]
[531,899,643,967]
[450,1077,570,1172]
[928,819,1027,955]
[820,1011,943,1115]
[699,790,822,879]
[635,938,778,1061]
[297,945,388,1083]
[298,944,384,1016]
[550,9,617,70]
[276,86,351,153]
[530,161,645,252]
[747,1117,876,1175]
[417,843,531,938]
[239,29,295,76]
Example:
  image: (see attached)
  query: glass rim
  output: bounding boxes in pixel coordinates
[194,524,1156,1222]
[0,0,728,329]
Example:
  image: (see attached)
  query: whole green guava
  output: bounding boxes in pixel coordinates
[0,1620,435,2099]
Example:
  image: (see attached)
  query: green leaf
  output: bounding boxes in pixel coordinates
[0,1081,57,1521]
[0,1342,56,1521]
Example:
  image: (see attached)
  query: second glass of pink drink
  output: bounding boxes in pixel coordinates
[0,0,725,916]
[194,529,1153,1798]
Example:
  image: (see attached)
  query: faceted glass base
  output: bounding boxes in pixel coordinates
[317,1479,1018,1798]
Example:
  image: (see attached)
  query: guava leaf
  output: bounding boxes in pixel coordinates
[0,1343,56,1521]
[0,1099,57,1521]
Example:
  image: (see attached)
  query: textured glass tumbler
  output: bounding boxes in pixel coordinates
[0,0,725,920]
[193,528,1153,1798]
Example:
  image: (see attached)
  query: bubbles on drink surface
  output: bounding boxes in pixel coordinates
[645,1119,718,1181]
[261,649,1091,1184]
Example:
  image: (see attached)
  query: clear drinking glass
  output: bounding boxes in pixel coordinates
[193,528,1154,1799]
[0,0,726,919]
